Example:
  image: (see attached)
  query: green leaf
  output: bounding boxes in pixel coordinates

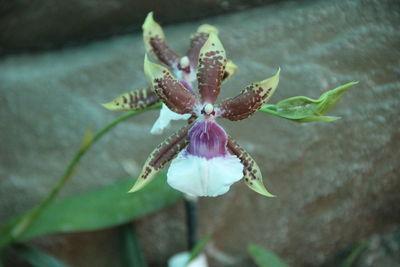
[15,244,70,267]
[0,172,181,245]
[259,81,358,122]
[186,235,212,264]
[1,104,163,249]
[248,245,289,267]
[120,224,147,267]
[339,241,368,267]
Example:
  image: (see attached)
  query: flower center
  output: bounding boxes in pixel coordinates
[180,56,190,69]
[178,56,190,73]
[204,103,213,114]
[200,103,215,117]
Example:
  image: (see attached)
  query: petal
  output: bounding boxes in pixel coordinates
[186,25,235,86]
[227,137,275,197]
[219,69,280,121]
[144,54,197,114]
[102,87,159,111]
[129,124,191,193]
[221,59,238,84]
[150,104,191,135]
[142,12,180,67]
[167,151,243,197]
[197,32,227,104]
[187,24,219,67]
[168,252,208,267]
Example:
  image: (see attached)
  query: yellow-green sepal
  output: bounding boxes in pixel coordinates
[222,59,238,84]
[257,68,280,104]
[142,11,165,55]
[128,162,159,193]
[144,54,169,86]
[246,179,275,198]
[197,24,219,35]
[102,88,159,111]
[243,160,275,198]
[227,137,275,197]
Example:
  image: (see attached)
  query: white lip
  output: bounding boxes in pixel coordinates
[150,104,191,135]
[167,151,243,197]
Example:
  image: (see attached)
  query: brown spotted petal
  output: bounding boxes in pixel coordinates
[102,87,159,111]
[219,69,280,121]
[197,32,227,104]
[227,137,275,197]
[129,124,191,193]
[187,24,218,67]
[144,55,197,115]
[142,12,180,67]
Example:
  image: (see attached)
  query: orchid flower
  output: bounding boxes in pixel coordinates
[103,12,237,134]
[129,32,280,197]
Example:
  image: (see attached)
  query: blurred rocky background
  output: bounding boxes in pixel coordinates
[1,0,399,266]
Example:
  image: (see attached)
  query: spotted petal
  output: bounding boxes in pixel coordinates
[187,24,218,67]
[142,12,180,67]
[227,137,275,197]
[197,32,227,104]
[102,87,159,111]
[219,69,280,121]
[129,124,191,193]
[144,54,197,115]
[187,25,236,85]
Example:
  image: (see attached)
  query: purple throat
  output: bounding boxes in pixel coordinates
[186,119,228,159]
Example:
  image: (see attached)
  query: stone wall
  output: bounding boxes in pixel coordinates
[1,0,399,266]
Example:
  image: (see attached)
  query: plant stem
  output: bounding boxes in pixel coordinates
[184,195,198,251]
[10,103,162,242]
[120,223,147,267]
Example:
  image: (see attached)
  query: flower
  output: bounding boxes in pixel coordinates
[102,12,237,134]
[130,32,280,197]
[168,251,208,267]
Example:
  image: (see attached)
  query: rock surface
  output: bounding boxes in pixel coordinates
[353,226,400,267]
[323,225,400,267]
[1,0,399,266]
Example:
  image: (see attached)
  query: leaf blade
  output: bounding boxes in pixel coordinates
[0,172,181,243]
[186,235,212,264]
[248,245,289,267]
[259,81,358,122]
[339,241,368,267]
[15,244,70,267]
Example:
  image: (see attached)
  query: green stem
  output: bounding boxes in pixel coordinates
[120,223,147,267]
[9,103,162,242]
[184,195,198,251]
